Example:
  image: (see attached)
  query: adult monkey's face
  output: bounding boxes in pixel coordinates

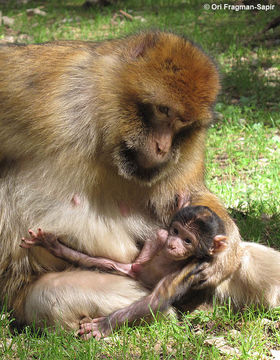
[105,32,220,184]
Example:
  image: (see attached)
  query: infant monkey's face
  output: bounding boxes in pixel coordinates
[165,221,197,260]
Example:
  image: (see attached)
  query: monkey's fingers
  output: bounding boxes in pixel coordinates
[81,330,102,340]
[78,323,93,334]
[80,317,106,328]
[194,262,209,274]
[79,322,103,340]
[191,263,212,289]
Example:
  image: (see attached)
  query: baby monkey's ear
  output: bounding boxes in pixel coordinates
[210,235,228,255]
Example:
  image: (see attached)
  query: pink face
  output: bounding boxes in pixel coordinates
[165,221,197,260]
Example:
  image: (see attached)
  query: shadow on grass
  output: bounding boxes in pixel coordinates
[221,59,279,114]
[229,207,280,248]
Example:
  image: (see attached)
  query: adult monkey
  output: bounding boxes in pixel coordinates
[0,32,241,330]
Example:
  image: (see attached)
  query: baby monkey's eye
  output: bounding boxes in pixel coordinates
[172,227,179,235]
[158,105,170,116]
[184,238,192,244]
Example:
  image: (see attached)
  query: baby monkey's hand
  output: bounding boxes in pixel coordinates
[191,261,220,289]
[79,316,111,340]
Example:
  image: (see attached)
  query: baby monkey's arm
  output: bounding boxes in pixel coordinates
[131,229,168,273]
[20,229,132,276]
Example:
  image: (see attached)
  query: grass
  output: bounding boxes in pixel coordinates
[0,0,280,358]
[2,305,280,359]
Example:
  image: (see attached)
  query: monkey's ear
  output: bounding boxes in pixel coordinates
[211,235,228,254]
[130,33,159,59]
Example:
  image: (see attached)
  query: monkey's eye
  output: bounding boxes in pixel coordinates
[172,227,179,235]
[184,238,192,244]
[158,105,170,116]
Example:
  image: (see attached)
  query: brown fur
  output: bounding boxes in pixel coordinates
[0,32,240,329]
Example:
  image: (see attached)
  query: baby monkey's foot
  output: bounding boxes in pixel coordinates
[20,228,45,248]
[20,228,59,251]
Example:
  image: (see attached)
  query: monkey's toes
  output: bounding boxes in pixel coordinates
[28,229,37,238]
[37,228,44,237]
[79,322,95,332]
[20,237,37,248]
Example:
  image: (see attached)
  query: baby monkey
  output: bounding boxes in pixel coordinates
[20,206,227,339]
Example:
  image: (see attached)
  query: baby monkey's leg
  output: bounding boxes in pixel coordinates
[20,229,132,275]
[79,261,205,340]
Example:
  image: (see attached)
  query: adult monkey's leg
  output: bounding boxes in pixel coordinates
[23,271,148,330]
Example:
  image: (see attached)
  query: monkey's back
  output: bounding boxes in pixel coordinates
[0,42,103,160]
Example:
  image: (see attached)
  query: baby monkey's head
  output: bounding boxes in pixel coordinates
[166,206,227,260]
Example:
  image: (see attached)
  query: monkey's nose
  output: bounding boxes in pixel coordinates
[154,130,172,157]
[156,141,168,157]
[156,142,167,155]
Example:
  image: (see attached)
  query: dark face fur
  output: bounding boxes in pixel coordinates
[115,102,188,183]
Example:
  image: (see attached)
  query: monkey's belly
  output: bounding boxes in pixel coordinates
[31,200,152,267]
[4,159,154,270]
[73,211,148,263]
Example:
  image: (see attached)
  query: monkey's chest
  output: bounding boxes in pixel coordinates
[80,212,152,263]
[39,197,155,264]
